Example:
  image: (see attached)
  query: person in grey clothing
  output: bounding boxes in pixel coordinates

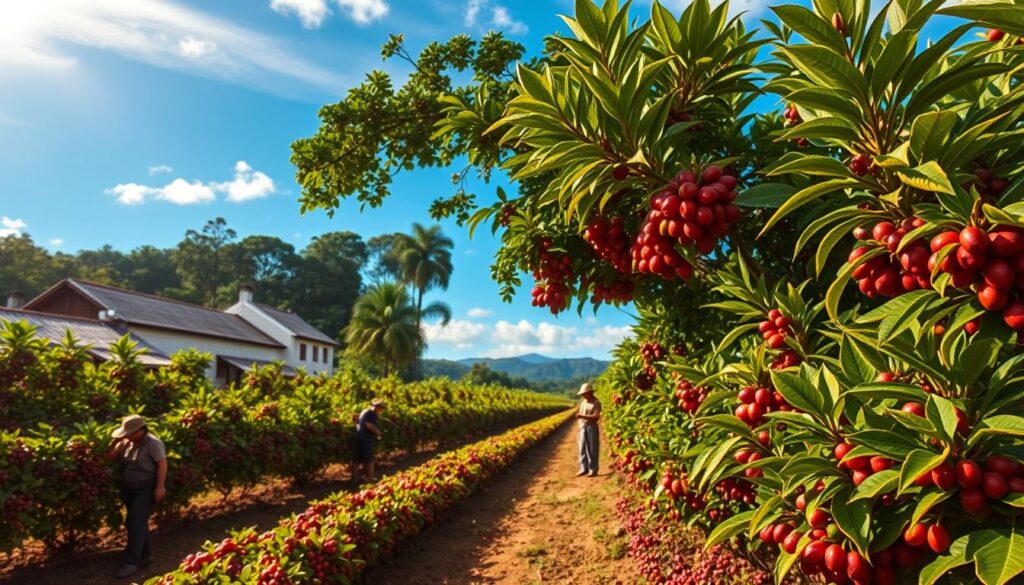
[575,383,602,477]
[106,414,167,579]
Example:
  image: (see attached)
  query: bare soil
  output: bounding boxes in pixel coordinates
[366,422,632,585]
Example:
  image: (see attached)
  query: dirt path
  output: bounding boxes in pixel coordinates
[366,421,631,585]
[0,441,481,585]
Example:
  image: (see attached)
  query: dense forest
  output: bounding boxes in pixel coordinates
[0,217,409,341]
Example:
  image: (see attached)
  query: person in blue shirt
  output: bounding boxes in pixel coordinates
[351,398,385,484]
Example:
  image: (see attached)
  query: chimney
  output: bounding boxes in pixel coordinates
[5,292,25,309]
[239,285,254,304]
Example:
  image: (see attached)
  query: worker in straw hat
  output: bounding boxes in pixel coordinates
[351,398,386,484]
[106,414,167,579]
[575,382,602,477]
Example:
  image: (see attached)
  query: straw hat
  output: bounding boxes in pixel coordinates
[578,383,595,396]
[111,414,146,439]
[371,398,386,408]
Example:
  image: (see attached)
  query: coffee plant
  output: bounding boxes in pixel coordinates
[0,322,567,558]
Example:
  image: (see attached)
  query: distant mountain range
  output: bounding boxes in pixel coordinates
[423,353,609,382]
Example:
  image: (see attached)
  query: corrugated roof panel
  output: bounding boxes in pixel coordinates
[0,308,172,365]
[68,280,284,348]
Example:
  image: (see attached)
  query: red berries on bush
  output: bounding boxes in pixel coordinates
[759,308,794,350]
[956,459,983,488]
[584,215,632,274]
[927,524,951,554]
[960,488,988,515]
[809,508,830,529]
[675,379,709,414]
[734,384,792,427]
[903,522,928,547]
[631,165,741,278]
[982,472,1009,499]
[989,29,1006,42]
[931,462,957,491]
[850,218,930,299]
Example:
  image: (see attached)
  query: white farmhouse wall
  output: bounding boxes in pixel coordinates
[225,303,334,375]
[127,325,285,383]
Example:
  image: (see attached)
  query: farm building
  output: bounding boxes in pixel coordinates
[2,280,337,385]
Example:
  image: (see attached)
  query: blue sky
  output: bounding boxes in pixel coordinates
[0,0,970,360]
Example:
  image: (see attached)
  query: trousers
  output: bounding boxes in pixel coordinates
[120,482,154,566]
[578,423,599,473]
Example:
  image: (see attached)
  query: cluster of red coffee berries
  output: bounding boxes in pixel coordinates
[934,455,1024,515]
[927,225,1024,329]
[847,154,877,176]
[659,468,689,500]
[531,282,570,314]
[498,203,516,227]
[674,379,709,414]
[583,215,631,273]
[590,278,634,305]
[850,217,931,298]
[900,521,949,556]
[634,367,657,391]
[714,477,756,505]
[770,349,801,369]
[734,385,793,428]
[640,341,666,365]
[834,442,894,487]
[971,168,1009,198]
[782,105,809,147]
[734,447,768,478]
[530,239,575,314]
[631,165,741,277]
[759,308,793,349]
[665,107,703,132]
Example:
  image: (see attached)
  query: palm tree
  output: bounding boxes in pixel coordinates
[344,283,422,376]
[393,223,454,345]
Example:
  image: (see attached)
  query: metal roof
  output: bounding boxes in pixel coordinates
[219,355,297,376]
[29,280,285,349]
[0,308,172,367]
[255,303,337,345]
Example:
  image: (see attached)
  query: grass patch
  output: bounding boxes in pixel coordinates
[517,545,548,559]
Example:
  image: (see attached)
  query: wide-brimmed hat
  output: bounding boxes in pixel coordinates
[371,398,386,408]
[578,383,595,396]
[111,414,146,439]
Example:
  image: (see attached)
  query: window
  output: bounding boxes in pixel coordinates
[323,348,329,364]
[313,346,319,362]
[299,343,307,361]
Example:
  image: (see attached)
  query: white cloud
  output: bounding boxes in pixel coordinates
[178,35,217,59]
[0,217,28,237]
[465,0,483,26]
[49,238,64,247]
[216,161,276,202]
[271,0,331,28]
[107,183,153,205]
[484,319,632,358]
[159,178,216,205]
[425,319,488,349]
[337,0,388,24]
[464,0,527,34]
[467,307,493,318]
[271,0,387,26]
[148,164,173,175]
[109,161,273,205]
[491,5,527,34]
[0,0,343,97]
